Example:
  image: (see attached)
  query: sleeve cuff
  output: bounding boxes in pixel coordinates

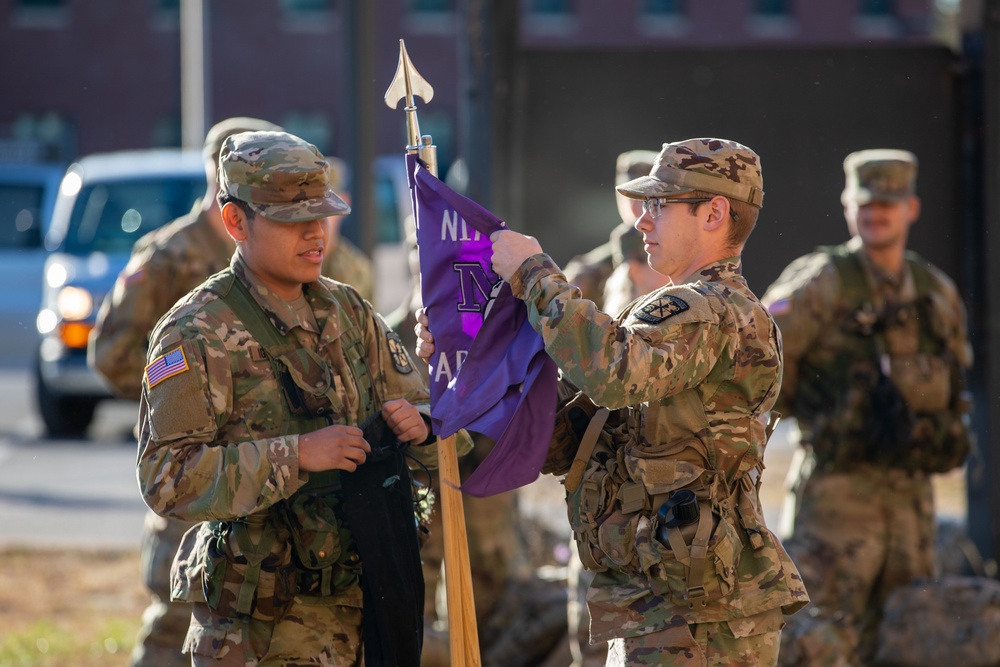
[509,253,564,299]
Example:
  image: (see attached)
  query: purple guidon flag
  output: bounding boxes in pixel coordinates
[406,154,558,497]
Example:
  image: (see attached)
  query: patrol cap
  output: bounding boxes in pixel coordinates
[842,149,917,205]
[202,116,283,163]
[615,150,659,186]
[617,137,764,208]
[218,131,351,222]
[325,156,349,192]
[610,221,645,264]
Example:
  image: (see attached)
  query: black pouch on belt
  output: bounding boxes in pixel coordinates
[340,412,424,667]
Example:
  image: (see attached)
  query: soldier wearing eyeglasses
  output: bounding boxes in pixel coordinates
[417,137,808,666]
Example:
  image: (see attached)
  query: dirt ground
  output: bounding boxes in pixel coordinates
[0,547,147,667]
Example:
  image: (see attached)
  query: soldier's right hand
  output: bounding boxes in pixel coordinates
[298,424,371,472]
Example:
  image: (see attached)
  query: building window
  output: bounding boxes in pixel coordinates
[12,0,68,27]
[528,0,571,15]
[281,0,332,15]
[859,0,892,16]
[281,112,332,157]
[643,0,682,14]
[410,0,453,12]
[755,0,789,16]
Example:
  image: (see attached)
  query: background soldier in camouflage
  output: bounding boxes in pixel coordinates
[418,138,808,666]
[136,130,463,665]
[88,117,375,667]
[561,149,671,667]
[761,150,973,666]
[563,149,662,309]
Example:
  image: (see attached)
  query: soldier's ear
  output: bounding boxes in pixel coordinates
[221,203,249,242]
[703,195,729,232]
[906,195,921,225]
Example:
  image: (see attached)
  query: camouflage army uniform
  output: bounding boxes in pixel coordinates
[514,253,807,666]
[562,150,660,667]
[493,138,809,667]
[137,252,436,665]
[761,150,973,666]
[90,121,374,667]
[93,201,375,401]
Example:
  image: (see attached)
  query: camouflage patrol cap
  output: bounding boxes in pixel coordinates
[842,149,917,205]
[325,156,349,192]
[218,131,351,222]
[610,221,645,264]
[615,150,659,186]
[202,116,284,163]
[616,137,764,208]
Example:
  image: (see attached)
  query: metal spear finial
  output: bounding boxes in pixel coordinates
[384,39,437,176]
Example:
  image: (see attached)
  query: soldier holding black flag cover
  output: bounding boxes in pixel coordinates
[136,130,468,666]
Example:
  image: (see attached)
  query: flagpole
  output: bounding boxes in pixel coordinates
[384,39,481,667]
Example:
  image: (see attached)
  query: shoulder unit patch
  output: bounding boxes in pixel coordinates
[633,294,690,324]
[386,331,413,374]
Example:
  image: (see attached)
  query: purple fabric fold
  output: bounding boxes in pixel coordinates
[407,154,557,496]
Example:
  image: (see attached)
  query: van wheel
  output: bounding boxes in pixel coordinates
[35,365,97,438]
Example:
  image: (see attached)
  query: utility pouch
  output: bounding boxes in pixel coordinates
[641,501,741,607]
[282,491,356,597]
[566,450,616,573]
[170,521,210,605]
[546,391,601,477]
[203,515,295,622]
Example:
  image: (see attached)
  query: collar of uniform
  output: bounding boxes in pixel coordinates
[678,256,743,286]
[847,235,914,300]
[189,202,237,266]
[230,252,322,335]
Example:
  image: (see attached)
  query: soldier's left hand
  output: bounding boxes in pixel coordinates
[490,230,542,281]
[382,398,430,444]
[414,307,435,362]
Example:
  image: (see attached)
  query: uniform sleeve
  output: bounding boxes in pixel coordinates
[363,304,473,466]
[323,239,375,303]
[926,266,973,369]
[89,249,163,400]
[136,312,305,522]
[509,254,729,410]
[760,253,840,415]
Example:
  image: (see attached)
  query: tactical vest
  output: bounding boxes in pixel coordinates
[793,245,971,473]
[562,282,777,615]
[197,270,378,622]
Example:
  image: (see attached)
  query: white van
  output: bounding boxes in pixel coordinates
[0,162,63,367]
[35,150,204,437]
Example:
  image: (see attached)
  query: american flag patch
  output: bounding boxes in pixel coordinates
[145,348,190,388]
[766,298,791,316]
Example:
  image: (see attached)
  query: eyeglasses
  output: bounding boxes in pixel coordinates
[640,196,741,222]
[641,197,714,219]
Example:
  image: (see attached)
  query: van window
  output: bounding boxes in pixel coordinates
[63,177,203,254]
[0,183,45,249]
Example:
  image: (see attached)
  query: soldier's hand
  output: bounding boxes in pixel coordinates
[382,398,430,445]
[298,424,371,472]
[414,307,436,362]
[490,230,542,281]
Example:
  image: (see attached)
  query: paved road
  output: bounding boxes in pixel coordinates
[0,366,147,548]
[0,364,965,550]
